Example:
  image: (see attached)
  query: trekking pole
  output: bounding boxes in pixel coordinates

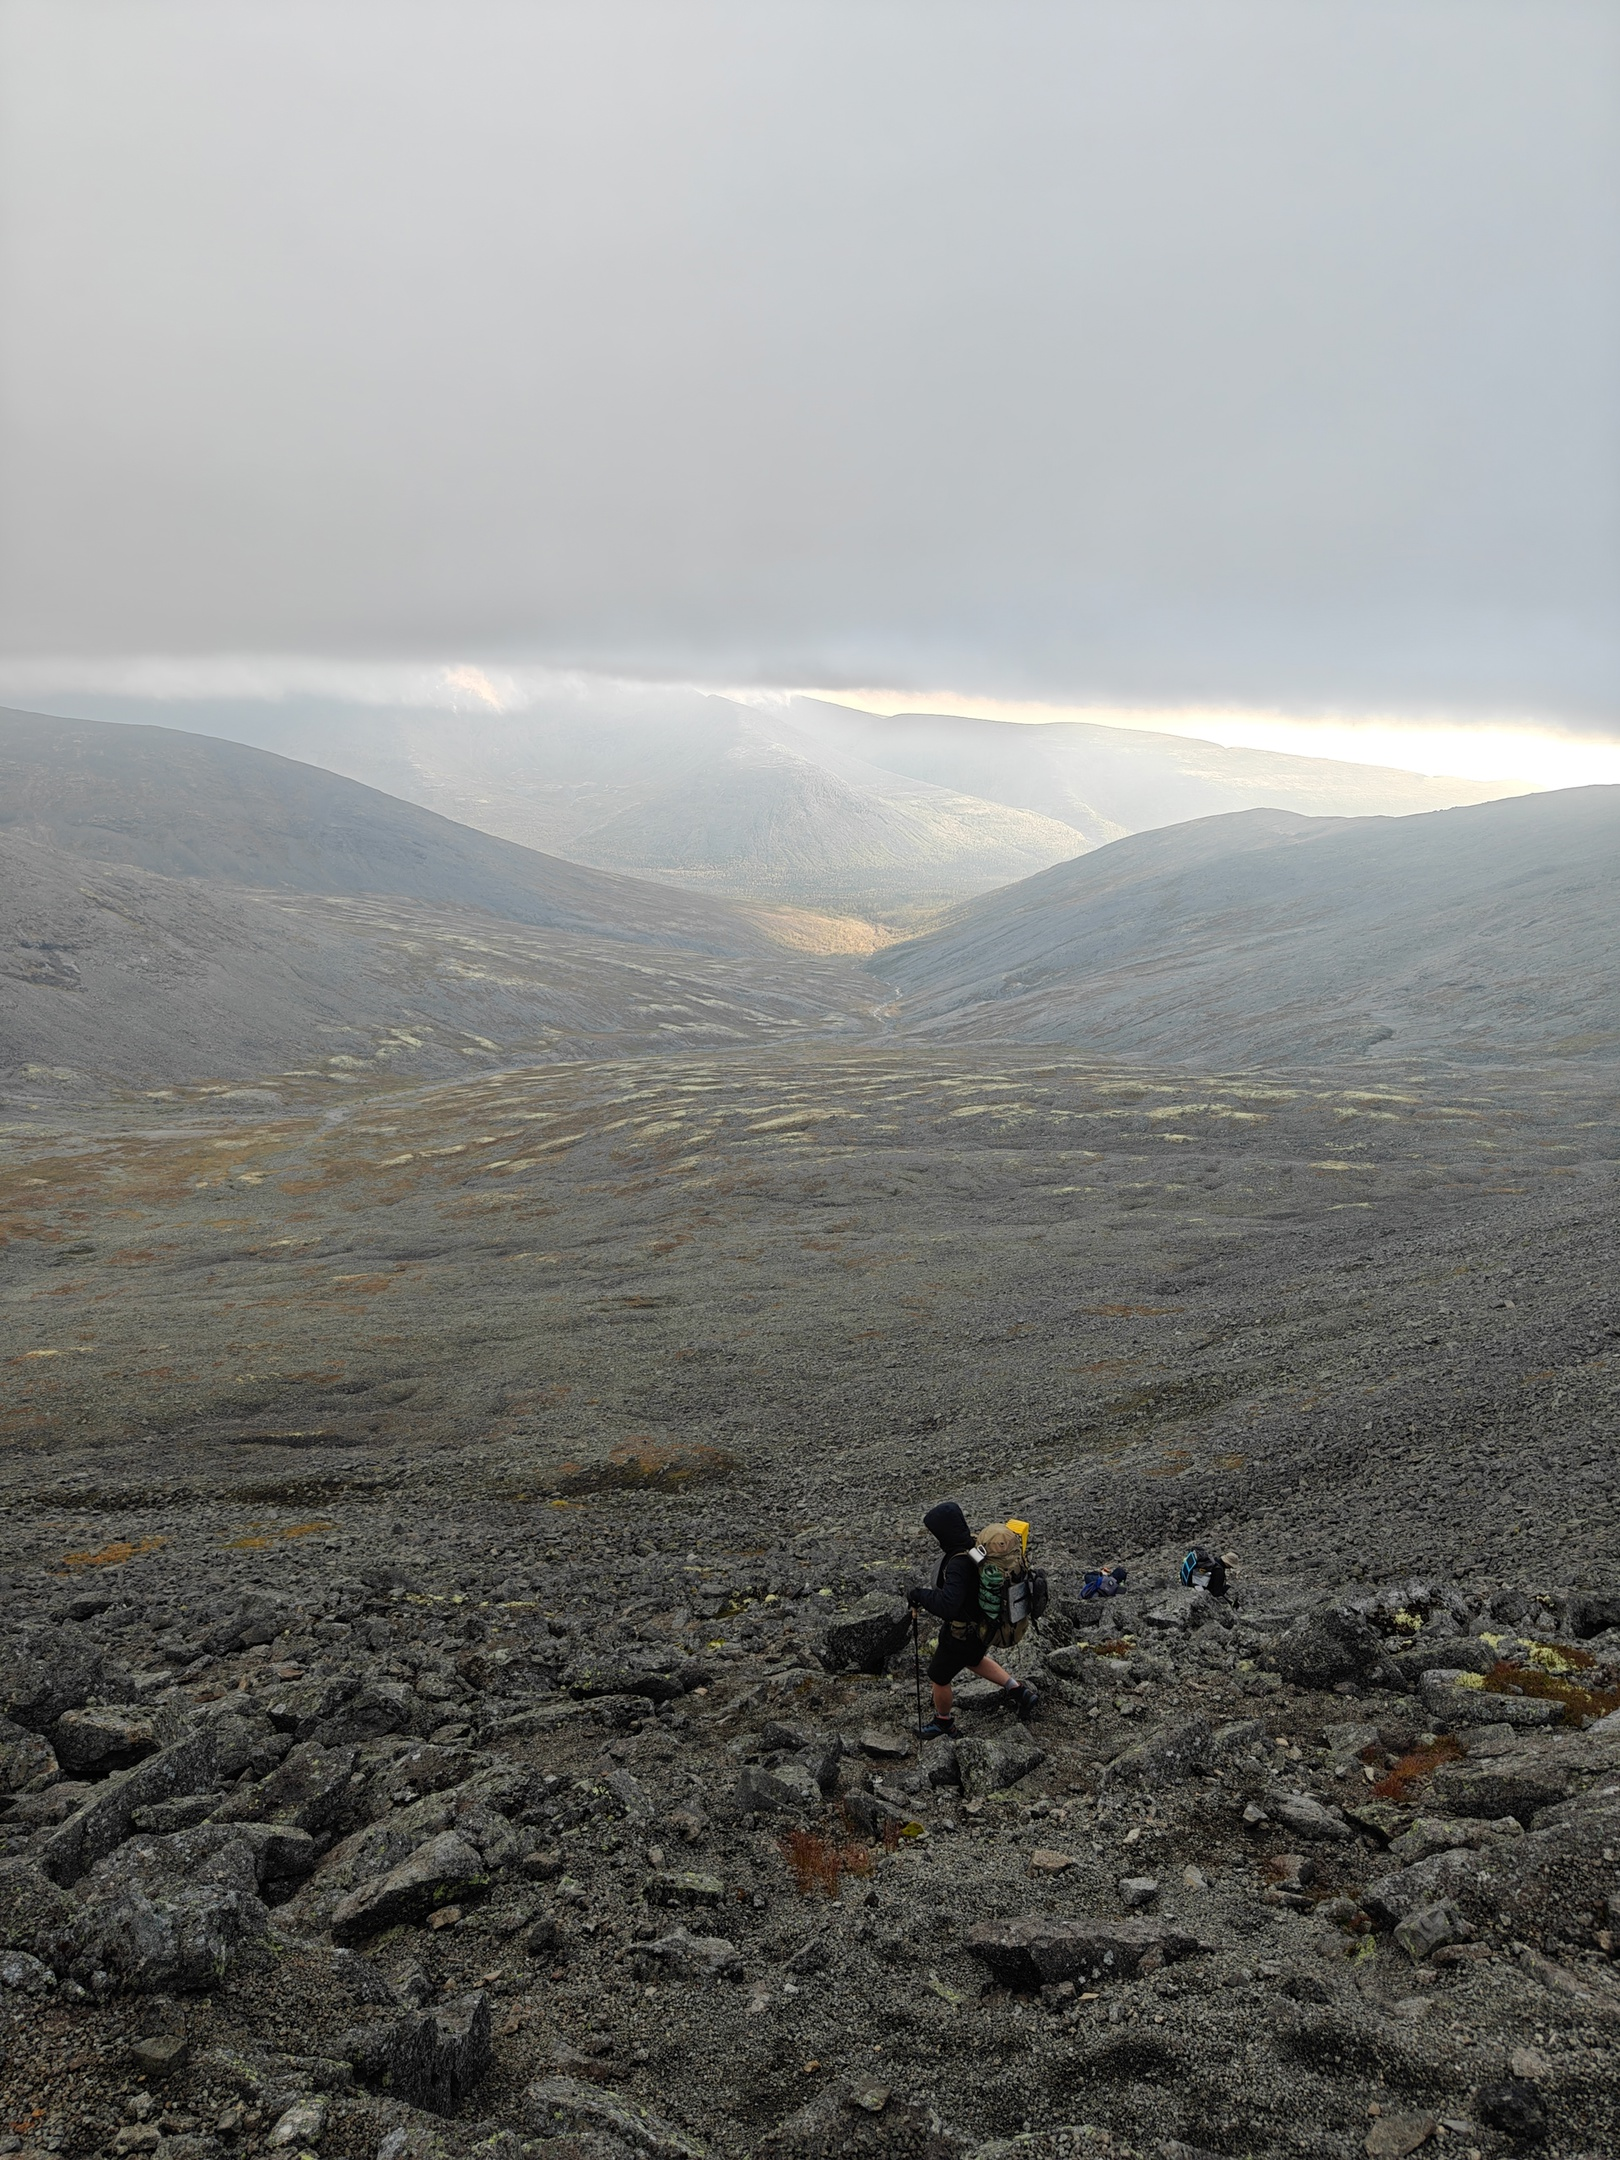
[912,1605,925,1738]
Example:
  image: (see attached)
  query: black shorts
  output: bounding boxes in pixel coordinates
[928,1627,993,1685]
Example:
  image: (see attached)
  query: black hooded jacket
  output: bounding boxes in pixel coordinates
[914,1501,983,1626]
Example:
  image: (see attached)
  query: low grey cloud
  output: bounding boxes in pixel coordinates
[1,0,1616,726]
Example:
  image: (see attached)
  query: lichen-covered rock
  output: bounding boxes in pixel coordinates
[0,1857,76,1953]
[341,1988,492,2112]
[1426,1756,1569,1824]
[330,1830,487,1943]
[1362,1846,1500,1929]
[1418,1671,1561,1729]
[738,1760,822,1813]
[37,1727,221,1886]
[1270,1607,1396,1690]
[43,1825,271,1992]
[526,2076,707,2158]
[0,1630,126,1734]
[1103,1715,1213,1790]
[1272,1792,1351,1841]
[213,1740,359,1835]
[955,1727,1045,1802]
[0,1717,59,1795]
[51,1705,159,1776]
[646,1927,741,1983]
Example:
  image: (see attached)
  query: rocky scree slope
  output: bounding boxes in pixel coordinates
[3,1510,1619,2160]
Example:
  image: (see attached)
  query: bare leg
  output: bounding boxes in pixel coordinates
[931,1681,954,1717]
[969,1654,1013,1688]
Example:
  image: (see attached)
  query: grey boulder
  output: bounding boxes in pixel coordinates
[955,1728,1045,1802]
[816,1597,912,1677]
[341,1988,492,2112]
[330,1830,488,1944]
[44,1825,272,1993]
[646,1927,742,1984]
[1104,1715,1213,1791]
[1270,1606,1396,1689]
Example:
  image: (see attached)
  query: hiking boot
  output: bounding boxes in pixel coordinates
[918,1716,958,1742]
[1005,1680,1040,1722]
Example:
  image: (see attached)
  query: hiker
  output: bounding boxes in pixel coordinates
[907,1500,1039,1741]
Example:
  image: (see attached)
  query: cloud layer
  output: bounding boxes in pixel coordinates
[2,1,1616,722]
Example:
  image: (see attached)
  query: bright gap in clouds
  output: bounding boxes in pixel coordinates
[799,689,1620,792]
[6,652,1619,793]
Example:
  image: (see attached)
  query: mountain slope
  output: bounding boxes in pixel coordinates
[0,829,874,1091]
[0,706,786,958]
[876,785,1620,1065]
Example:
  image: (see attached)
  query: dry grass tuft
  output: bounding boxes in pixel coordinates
[1371,1734,1464,1802]
[58,1536,166,1571]
[779,1822,885,1897]
[1483,1658,1620,1727]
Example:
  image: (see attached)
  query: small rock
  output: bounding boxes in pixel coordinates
[857,1729,911,1760]
[1509,2045,1550,2081]
[267,2100,327,2149]
[738,1761,821,1814]
[1181,1865,1207,1893]
[1028,1849,1074,1874]
[1477,2079,1546,2141]
[129,2034,189,2080]
[1119,1876,1159,1909]
[955,1728,1044,1802]
[608,1769,654,1823]
[816,1596,912,1677]
[647,1927,742,1984]
[967,1914,1203,1989]
[0,1950,55,1994]
[1104,1715,1213,1790]
[848,2082,889,2113]
[1273,1792,1351,1841]
[644,1871,724,1908]
[1392,1899,1467,1962]
[1363,2111,1437,2157]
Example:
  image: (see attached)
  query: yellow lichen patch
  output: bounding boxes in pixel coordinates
[59,1535,166,1570]
[1514,1640,1596,1675]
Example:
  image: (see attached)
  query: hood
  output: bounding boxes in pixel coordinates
[923,1501,974,1554]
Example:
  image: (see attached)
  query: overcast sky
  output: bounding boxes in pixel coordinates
[2,1,1616,736]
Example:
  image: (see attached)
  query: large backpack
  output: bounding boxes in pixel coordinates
[1180,1547,1228,1597]
[968,1521,1049,1647]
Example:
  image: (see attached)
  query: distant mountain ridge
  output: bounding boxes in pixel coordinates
[876,786,1620,1066]
[28,685,1523,928]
